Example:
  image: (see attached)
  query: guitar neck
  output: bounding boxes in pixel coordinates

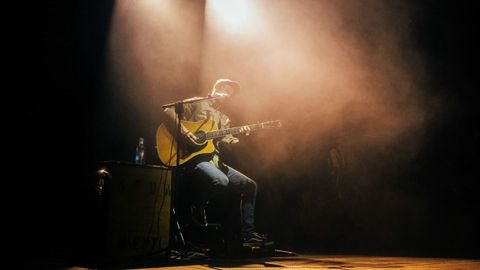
[205,123,262,140]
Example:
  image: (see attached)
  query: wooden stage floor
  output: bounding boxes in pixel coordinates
[61,254,480,269]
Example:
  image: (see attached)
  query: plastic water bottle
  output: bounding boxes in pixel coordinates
[135,137,145,165]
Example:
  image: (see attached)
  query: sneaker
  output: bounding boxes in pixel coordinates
[242,231,268,247]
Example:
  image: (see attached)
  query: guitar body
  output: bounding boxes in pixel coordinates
[156,119,217,167]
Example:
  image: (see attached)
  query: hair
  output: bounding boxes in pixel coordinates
[212,78,241,94]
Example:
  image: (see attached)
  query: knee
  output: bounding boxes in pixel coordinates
[246,179,257,194]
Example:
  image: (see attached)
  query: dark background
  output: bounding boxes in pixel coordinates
[7,0,479,265]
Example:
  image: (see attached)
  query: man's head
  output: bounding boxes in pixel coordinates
[210,78,240,97]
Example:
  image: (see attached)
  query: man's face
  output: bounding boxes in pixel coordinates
[213,84,235,97]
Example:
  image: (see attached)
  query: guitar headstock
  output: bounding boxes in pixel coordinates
[260,120,282,129]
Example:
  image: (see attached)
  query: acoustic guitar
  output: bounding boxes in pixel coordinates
[156,119,282,167]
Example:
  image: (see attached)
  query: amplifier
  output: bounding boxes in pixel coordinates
[92,161,172,263]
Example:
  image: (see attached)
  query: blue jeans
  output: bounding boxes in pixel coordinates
[193,161,257,235]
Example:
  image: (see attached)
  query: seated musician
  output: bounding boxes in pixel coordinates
[163,79,268,247]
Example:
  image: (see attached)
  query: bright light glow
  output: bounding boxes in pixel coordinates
[206,0,257,34]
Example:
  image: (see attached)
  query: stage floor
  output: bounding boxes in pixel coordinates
[62,254,480,269]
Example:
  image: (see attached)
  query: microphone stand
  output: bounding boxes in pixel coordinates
[162,94,225,254]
